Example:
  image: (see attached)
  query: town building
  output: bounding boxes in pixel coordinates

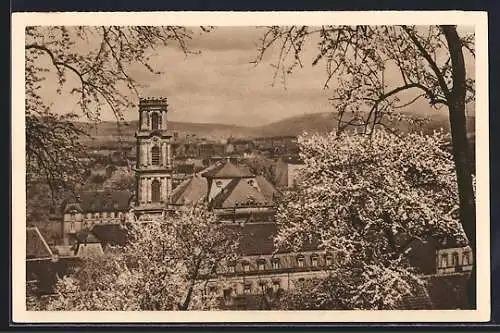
[274,155,306,188]
[50,96,472,309]
[61,190,134,246]
[133,97,174,217]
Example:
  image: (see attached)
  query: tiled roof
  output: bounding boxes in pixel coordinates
[75,230,101,244]
[398,273,471,310]
[64,190,133,213]
[211,179,271,209]
[202,161,254,179]
[255,175,278,201]
[426,273,470,309]
[26,227,53,260]
[225,222,319,256]
[170,175,208,205]
[91,224,128,246]
[281,155,304,165]
[226,222,277,256]
[400,283,434,309]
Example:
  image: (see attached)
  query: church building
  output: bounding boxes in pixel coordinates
[133,97,174,219]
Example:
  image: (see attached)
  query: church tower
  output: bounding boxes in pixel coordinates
[133,97,173,218]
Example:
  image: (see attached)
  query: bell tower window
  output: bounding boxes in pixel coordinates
[151,146,160,166]
[151,179,161,203]
[151,112,160,131]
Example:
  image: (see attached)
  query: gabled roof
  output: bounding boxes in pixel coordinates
[211,178,271,209]
[170,175,208,205]
[91,224,128,246]
[64,190,133,213]
[26,227,53,260]
[202,161,254,179]
[255,175,278,201]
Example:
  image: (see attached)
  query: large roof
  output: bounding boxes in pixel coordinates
[26,227,53,260]
[202,161,254,179]
[255,175,278,201]
[226,222,277,256]
[64,190,133,213]
[225,222,319,256]
[91,224,129,246]
[211,178,271,209]
[399,273,471,309]
[75,230,101,244]
[170,175,208,205]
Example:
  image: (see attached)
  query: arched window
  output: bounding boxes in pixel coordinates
[440,253,449,267]
[452,252,459,267]
[296,255,305,268]
[151,112,160,131]
[311,254,319,267]
[151,146,161,165]
[272,258,280,270]
[151,179,161,203]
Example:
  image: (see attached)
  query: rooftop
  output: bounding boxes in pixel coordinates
[26,227,53,260]
[202,161,254,179]
[64,190,133,213]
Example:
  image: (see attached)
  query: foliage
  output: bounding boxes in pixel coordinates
[103,168,136,192]
[34,203,239,311]
[275,128,467,309]
[25,26,205,197]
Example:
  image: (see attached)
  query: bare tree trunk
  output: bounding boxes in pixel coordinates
[441,25,476,309]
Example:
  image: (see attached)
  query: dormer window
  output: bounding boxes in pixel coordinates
[257,259,266,271]
[463,251,470,265]
[325,254,333,267]
[242,261,250,272]
[296,255,305,268]
[440,253,449,268]
[247,179,255,187]
[311,254,319,267]
[272,258,280,270]
[215,180,223,187]
[228,264,236,274]
[452,252,459,267]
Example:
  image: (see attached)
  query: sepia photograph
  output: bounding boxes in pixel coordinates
[12,11,489,323]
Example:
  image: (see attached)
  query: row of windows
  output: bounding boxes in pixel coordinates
[228,254,333,273]
[67,218,120,232]
[68,212,125,220]
[439,251,471,268]
[205,280,283,299]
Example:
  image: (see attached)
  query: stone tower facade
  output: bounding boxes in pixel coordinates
[134,97,173,218]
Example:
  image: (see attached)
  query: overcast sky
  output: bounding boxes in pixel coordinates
[42,26,475,127]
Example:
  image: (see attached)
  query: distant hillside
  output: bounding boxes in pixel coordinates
[253,111,475,138]
[77,120,255,144]
[77,110,475,145]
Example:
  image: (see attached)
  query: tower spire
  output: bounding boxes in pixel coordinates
[134,97,173,219]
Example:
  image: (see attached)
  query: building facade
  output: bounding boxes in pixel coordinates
[133,97,174,217]
[61,190,133,246]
